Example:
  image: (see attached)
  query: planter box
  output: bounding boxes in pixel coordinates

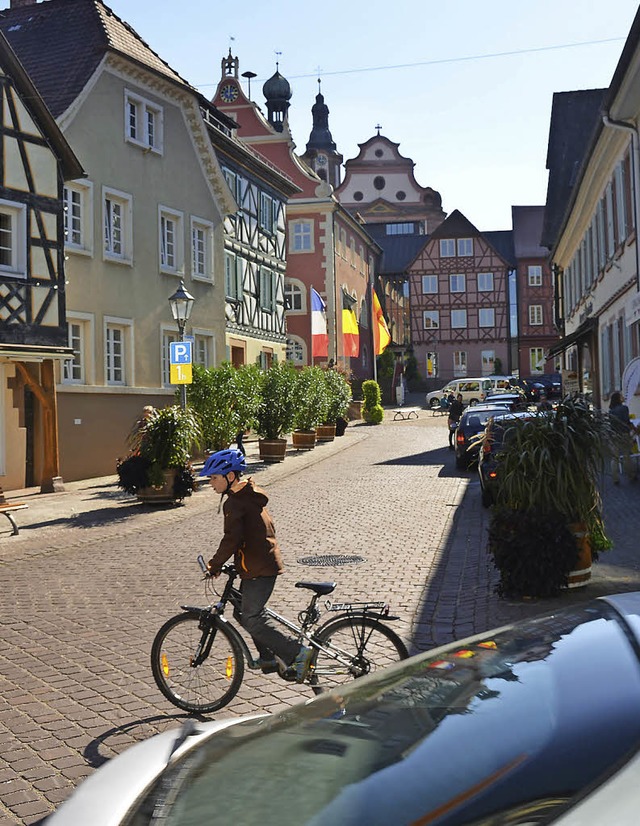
[347,400,363,420]
[291,430,316,450]
[137,469,179,505]
[258,438,287,463]
[316,424,336,442]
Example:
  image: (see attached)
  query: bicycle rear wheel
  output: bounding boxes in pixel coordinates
[310,616,408,693]
[151,612,245,714]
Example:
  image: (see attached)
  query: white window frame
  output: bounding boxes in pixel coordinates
[439,238,455,257]
[528,265,542,286]
[225,250,242,300]
[190,216,213,282]
[0,199,26,278]
[457,238,473,256]
[481,350,495,375]
[290,220,313,253]
[63,180,93,256]
[259,192,277,234]
[477,272,493,292]
[479,308,495,327]
[63,312,95,385]
[529,305,543,325]
[103,187,133,264]
[422,275,438,294]
[161,327,180,387]
[423,310,440,330]
[286,336,306,366]
[284,279,305,313]
[449,273,465,293]
[193,330,215,369]
[530,347,544,373]
[451,309,467,328]
[124,89,163,154]
[159,205,184,275]
[259,267,276,311]
[453,351,467,377]
[104,317,133,386]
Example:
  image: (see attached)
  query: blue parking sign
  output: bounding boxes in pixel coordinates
[170,341,192,364]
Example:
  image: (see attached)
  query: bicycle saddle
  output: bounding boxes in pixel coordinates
[295,581,336,595]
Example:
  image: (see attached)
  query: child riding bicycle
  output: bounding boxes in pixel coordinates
[200,449,313,682]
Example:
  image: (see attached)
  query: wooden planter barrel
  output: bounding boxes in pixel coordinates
[566,524,592,588]
[291,429,316,450]
[316,424,336,442]
[137,468,179,505]
[258,438,287,463]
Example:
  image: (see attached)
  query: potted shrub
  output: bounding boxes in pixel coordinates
[318,367,352,440]
[255,362,297,462]
[362,379,384,425]
[486,398,623,597]
[117,405,201,504]
[291,366,329,450]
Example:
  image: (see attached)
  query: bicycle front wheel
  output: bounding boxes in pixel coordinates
[311,616,408,693]
[151,612,245,714]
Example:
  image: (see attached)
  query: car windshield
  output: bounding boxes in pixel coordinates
[126,602,640,826]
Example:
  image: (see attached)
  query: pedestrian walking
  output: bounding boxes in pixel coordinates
[609,391,638,483]
[447,393,464,449]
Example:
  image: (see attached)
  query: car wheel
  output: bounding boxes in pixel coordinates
[429,398,440,409]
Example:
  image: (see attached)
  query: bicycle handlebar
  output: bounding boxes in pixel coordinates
[196,556,237,578]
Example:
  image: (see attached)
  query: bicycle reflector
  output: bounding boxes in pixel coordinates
[161,653,170,678]
[225,656,233,680]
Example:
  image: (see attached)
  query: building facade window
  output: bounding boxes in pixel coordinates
[259,267,275,310]
[286,336,305,365]
[0,200,26,277]
[259,192,277,234]
[224,251,242,300]
[477,272,494,291]
[194,333,214,368]
[64,321,85,383]
[451,309,467,328]
[386,222,414,235]
[481,350,495,374]
[457,238,473,256]
[284,280,304,312]
[453,351,467,376]
[159,206,184,274]
[528,265,542,286]
[105,319,132,385]
[449,274,465,293]
[422,275,438,294]
[191,217,213,281]
[529,347,544,373]
[161,329,179,386]
[103,188,132,263]
[63,181,93,255]
[529,304,543,325]
[125,89,162,153]
[479,308,495,327]
[290,220,313,252]
[423,310,440,329]
[439,238,455,257]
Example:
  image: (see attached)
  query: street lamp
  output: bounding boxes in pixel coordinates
[168,280,195,410]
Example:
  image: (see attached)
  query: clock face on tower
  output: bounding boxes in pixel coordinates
[220,83,239,103]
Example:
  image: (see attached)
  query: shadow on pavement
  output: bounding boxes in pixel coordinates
[19,502,184,532]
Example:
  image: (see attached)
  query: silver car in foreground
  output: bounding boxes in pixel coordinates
[49,593,640,825]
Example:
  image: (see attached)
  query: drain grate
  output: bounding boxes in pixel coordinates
[297,554,365,566]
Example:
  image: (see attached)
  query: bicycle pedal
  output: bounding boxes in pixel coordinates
[278,665,298,683]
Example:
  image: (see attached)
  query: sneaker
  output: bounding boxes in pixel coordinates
[292,645,313,683]
[256,657,279,674]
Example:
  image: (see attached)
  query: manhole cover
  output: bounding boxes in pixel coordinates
[297,554,365,566]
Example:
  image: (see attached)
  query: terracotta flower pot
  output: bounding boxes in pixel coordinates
[291,429,316,450]
[566,524,592,588]
[258,438,287,463]
[316,424,336,442]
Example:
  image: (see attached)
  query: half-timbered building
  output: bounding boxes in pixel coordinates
[1,0,235,481]
[0,30,83,492]
[409,210,512,383]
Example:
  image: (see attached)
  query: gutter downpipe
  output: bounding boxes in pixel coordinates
[602,113,640,293]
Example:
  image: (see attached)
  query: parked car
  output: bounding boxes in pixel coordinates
[523,373,562,398]
[48,593,640,826]
[511,377,546,402]
[478,409,536,506]
[454,402,510,469]
[426,376,516,409]
[482,390,530,411]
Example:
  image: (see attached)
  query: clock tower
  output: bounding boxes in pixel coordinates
[301,80,343,189]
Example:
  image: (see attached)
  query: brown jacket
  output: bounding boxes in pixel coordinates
[207,478,284,579]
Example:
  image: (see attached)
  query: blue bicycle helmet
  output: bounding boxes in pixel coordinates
[199,448,247,477]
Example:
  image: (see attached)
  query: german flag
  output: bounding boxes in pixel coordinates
[342,291,359,357]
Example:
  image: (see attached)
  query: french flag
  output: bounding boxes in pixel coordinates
[311,287,329,358]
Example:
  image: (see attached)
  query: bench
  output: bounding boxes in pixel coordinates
[0,503,28,536]
[393,407,420,421]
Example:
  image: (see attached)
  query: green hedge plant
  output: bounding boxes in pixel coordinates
[362,379,384,425]
[255,362,298,440]
[323,367,352,424]
[293,366,329,431]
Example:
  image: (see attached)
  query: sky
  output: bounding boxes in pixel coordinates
[9,0,640,231]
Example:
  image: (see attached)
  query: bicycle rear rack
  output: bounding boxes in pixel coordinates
[326,601,389,615]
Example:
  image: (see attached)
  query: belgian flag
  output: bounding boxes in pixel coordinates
[342,291,359,357]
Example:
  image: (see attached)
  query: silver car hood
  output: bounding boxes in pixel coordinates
[47,714,264,826]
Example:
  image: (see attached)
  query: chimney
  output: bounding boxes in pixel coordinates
[10,0,37,8]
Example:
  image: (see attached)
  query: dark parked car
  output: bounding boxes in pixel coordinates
[478,410,536,506]
[482,390,530,411]
[454,403,510,469]
[512,377,546,401]
[49,594,640,826]
[523,373,562,398]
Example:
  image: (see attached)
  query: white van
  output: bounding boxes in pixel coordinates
[426,376,516,408]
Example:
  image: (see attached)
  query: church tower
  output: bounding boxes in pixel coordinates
[262,64,292,133]
[301,80,343,189]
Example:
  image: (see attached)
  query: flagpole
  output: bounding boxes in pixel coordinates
[370,276,378,384]
[310,283,314,366]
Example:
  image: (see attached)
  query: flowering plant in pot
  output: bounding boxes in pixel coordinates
[486,398,622,597]
[117,405,201,502]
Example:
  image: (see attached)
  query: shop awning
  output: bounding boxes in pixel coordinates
[0,343,74,362]
[547,318,597,358]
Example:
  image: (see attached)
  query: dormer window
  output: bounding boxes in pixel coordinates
[125,90,163,154]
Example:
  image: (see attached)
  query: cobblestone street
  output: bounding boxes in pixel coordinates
[1,408,640,825]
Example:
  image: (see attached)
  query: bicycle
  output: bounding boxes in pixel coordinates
[151,556,409,714]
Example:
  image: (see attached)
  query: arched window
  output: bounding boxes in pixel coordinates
[286,336,306,365]
[284,279,306,313]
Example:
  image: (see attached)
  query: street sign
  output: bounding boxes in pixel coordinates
[170,340,192,365]
[170,363,192,384]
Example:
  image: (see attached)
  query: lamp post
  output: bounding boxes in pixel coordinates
[168,280,195,410]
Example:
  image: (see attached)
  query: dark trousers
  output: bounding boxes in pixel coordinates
[240,577,300,664]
